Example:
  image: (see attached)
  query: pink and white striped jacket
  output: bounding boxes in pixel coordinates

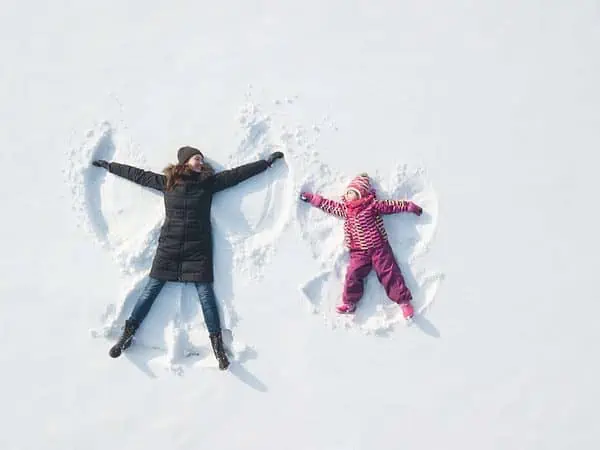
[308,193,421,250]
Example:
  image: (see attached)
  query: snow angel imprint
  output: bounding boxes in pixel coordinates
[92,146,284,369]
[300,173,422,319]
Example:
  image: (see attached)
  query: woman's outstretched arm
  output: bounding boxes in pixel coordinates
[92,160,166,192]
[210,152,284,193]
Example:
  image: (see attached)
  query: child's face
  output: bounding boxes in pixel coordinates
[344,190,359,202]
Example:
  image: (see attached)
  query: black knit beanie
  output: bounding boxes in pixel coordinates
[177,146,204,164]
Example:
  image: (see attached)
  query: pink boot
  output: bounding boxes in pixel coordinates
[336,303,357,314]
[401,302,414,320]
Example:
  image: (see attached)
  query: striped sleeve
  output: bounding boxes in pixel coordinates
[374,199,410,215]
[318,197,347,218]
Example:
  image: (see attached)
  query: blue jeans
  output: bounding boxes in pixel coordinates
[129,278,221,334]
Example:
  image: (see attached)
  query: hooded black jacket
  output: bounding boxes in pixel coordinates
[107,160,269,282]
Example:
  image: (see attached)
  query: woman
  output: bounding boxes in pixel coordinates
[92,146,284,369]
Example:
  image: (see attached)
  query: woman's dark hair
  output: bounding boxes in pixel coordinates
[163,160,215,191]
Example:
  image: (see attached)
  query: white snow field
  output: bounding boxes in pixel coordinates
[2,1,599,449]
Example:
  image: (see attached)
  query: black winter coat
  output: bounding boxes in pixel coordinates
[107,160,270,282]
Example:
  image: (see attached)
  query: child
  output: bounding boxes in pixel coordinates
[300,173,422,318]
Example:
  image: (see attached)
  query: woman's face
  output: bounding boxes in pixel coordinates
[344,190,359,202]
[187,154,205,172]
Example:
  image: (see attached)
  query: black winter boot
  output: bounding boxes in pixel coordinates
[109,319,139,358]
[209,332,230,370]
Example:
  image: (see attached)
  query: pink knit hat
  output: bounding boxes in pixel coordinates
[346,173,371,198]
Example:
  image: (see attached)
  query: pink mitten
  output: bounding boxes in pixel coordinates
[300,192,313,202]
[300,192,322,207]
[407,202,423,216]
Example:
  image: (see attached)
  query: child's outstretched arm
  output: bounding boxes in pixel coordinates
[375,199,423,216]
[300,192,347,218]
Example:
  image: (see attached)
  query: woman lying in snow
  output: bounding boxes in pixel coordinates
[300,173,422,319]
[92,147,284,369]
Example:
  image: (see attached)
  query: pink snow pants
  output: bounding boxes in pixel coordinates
[342,243,412,306]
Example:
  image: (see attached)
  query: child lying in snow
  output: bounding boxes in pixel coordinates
[300,173,422,319]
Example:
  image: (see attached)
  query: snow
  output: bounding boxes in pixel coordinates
[2,1,600,449]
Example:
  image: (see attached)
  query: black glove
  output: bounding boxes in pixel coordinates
[92,160,110,169]
[266,151,284,167]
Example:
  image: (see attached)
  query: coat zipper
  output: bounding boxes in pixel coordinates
[179,191,187,281]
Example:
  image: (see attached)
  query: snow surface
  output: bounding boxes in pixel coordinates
[2,1,600,449]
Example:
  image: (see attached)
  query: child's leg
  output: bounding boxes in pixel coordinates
[372,244,412,304]
[129,277,166,324]
[194,282,221,335]
[342,250,373,306]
